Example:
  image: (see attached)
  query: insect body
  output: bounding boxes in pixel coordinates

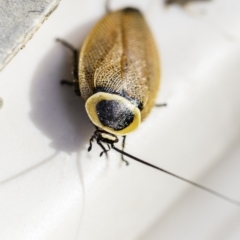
[58,7,240,206]
[78,7,160,146]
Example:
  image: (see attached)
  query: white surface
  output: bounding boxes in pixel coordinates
[0,0,240,240]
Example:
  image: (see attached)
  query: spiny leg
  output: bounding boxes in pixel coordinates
[121,136,129,166]
[56,38,81,96]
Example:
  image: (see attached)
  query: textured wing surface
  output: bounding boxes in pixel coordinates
[79,8,160,120]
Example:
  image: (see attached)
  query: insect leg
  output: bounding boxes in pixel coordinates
[105,0,111,13]
[165,0,210,6]
[97,140,110,157]
[60,80,74,86]
[88,135,96,152]
[121,136,129,166]
[56,38,81,96]
[155,103,167,107]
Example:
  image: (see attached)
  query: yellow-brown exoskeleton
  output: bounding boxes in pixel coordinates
[58,7,160,158]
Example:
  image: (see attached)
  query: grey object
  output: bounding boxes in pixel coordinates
[0,0,61,71]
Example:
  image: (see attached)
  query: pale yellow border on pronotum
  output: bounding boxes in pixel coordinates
[85,92,141,136]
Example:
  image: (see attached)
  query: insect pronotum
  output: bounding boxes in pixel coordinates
[57,7,240,207]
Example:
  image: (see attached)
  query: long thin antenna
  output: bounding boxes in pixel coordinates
[112,145,240,207]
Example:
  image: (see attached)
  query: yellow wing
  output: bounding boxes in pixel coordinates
[78,8,160,120]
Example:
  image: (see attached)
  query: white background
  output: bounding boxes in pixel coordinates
[0,0,240,239]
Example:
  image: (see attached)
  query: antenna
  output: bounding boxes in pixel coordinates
[111,144,240,207]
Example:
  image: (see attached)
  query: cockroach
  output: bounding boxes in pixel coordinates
[57,7,240,207]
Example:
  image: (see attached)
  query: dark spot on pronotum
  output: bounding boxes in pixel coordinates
[96,100,134,130]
